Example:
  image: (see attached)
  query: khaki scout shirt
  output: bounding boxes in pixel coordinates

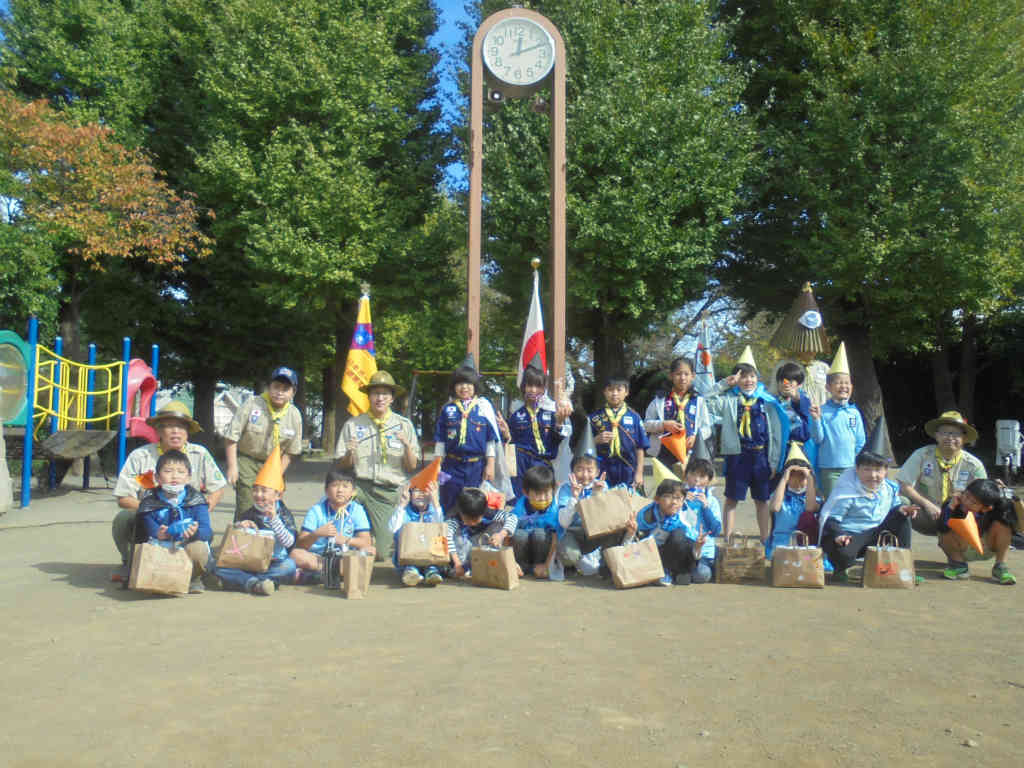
[335,411,420,488]
[113,442,227,500]
[224,396,303,460]
[896,446,987,506]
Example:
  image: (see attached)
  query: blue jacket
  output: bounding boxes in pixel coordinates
[810,400,866,469]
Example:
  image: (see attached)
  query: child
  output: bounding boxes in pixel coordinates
[498,356,571,499]
[291,470,376,580]
[445,487,519,579]
[224,366,303,521]
[704,347,788,541]
[136,449,213,593]
[775,362,813,447]
[589,375,650,489]
[630,478,712,586]
[556,431,620,574]
[937,478,1018,585]
[644,356,712,466]
[809,343,865,498]
[766,444,821,559]
[215,450,298,595]
[388,480,445,587]
[510,465,562,578]
[433,355,504,514]
[680,453,723,583]
[819,449,919,581]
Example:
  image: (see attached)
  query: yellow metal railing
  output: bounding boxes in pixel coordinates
[33,345,124,438]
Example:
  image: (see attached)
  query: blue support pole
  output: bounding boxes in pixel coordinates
[150,344,159,416]
[20,317,38,508]
[48,336,62,490]
[117,337,130,473]
[83,344,96,490]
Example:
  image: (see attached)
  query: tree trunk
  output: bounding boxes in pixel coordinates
[192,374,218,453]
[931,322,958,413]
[57,266,83,362]
[592,310,627,406]
[321,364,336,455]
[838,322,888,452]
[958,314,977,422]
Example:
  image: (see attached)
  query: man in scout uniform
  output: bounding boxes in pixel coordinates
[335,370,419,562]
[111,401,227,580]
[897,411,987,535]
[224,366,303,521]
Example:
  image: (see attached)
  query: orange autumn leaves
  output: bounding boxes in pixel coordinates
[0,90,211,269]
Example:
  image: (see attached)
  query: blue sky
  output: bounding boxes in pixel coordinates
[430,1,474,189]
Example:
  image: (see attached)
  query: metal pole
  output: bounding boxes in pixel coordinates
[48,336,62,489]
[83,344,96,489]
[468,25,485,366]
[117,337,130,473]
[20,317,38,508]
[150,344,160,416]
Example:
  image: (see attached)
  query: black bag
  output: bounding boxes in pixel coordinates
[321,545,344,589]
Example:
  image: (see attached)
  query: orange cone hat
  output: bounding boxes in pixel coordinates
[948,512,984,556]
[136,470,157,490]
[409,456,441,491]
[253,448,285,492]
[661,430,688,464]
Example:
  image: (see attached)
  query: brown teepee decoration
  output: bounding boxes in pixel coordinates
[770,282,830,362]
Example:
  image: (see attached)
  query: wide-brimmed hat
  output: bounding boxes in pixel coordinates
[359,370,406,398]
[924,411,978,445]
[146,400,202,434]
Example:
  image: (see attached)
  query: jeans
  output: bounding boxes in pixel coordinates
[215,558,297,592]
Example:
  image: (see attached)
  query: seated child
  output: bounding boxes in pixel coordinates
[445,487,519,579]
[556,451,620,574]
[291,470,376,581]
[631,478,711,586]
[388,480,445,587]
[215,455,298,596]
[680,457,723,584]
[510,465,562,578]
[589,375,650,489]
[819,450,919,580]
[937,478,1018,585]
[136,449,213,593]
[766,446,821,558]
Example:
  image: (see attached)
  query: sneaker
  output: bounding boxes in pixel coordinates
[202,571,222,591]
[831,569,849,583]
[253,578,275,596]
[423,566,444,587]
[111,563,131,583]
[189,578,205,594]
[402,566,423,587]
[943,562,970,580]
[657,571,674,587]
[674,573,692,586]
[823,556,835,574]
[992,562,1016,586]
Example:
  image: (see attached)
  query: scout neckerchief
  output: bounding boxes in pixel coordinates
[604,405,627,458]
[935,447,962,503]
[261,392,288,447]
[671,390,691,434]
[369,408,393,464]
[525,403,545,453]
[738,391,759,439]
[455,397,479,446]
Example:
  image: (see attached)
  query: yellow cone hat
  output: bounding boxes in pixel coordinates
[254,448,285,492]
[409,456,441,491]
[829,341,850,376]
[648,457,678,495]
[737,345,757,370]
[784,442,810,466]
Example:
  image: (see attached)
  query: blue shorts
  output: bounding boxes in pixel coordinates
[724,449,772,502]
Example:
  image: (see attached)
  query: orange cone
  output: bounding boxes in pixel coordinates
[136,470,157,490]
[254,448,285,492]
[661,430,688,465]
[948,512,984,555]
[409,456,441,491]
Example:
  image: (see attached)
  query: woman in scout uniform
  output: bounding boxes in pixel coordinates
[644,356,712,467]
[896,411,987,535]
[224,366,303,521]
[335,370,419,562]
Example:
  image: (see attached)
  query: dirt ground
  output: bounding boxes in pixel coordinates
[1,457,1022,768]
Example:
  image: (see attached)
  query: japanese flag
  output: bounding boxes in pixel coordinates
[517,268,546,388]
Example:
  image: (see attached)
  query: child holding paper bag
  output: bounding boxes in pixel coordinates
[445,488,518,579]
[388,479,444,587]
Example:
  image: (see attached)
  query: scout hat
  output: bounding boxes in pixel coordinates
[359,370,406,398]
[253,448,285,492]
[924,410,978,445]
[783,441,811,468]
[146,400,202,434]
[770,282,830,361]
[574,424,598,460]
[649,457,677,494]
[737,345,757,371]
[660,430,688,464]
[865,415,892,463]
[409,456,441,491]
[829,342,850,376]
[271,366,299,389]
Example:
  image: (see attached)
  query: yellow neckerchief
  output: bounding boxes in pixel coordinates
[671,390,691,433]
[604,405,627,457]
[368,408,393,464]
[157,442,189,455]
[935,447,962,503]
[261,392,288,446]
[738,392,758,438]
[525,402,545,453]
[455,397,479,445]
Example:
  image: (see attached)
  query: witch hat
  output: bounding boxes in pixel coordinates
[865,415,892,462]
[525,352,545,375]
[453,352,481,389]
[737,345,757,371]
[948,512,984,555]
[409,456,441,491]
[770,282,830,361]
[661,431,688,464]
[575,425,597,460]
[829,342,850,376]
[689,436,711,463]
[253,448,285,492]
[458,352,477,374]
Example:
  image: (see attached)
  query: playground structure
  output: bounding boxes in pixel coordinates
[1,316,161,509]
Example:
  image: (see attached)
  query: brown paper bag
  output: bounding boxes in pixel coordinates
[470,546,519,590]
[863,532,915,589]
[716,534,767,584]
[771,532,825,588]
[578,488,644,538]
[216,524,275,572]
[603,537,664,588]
[342,551,374,598]
[397,522,450,566]
[129,541,193,596]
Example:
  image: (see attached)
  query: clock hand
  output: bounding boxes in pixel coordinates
[514,36,523,56]
[517,42,548,56]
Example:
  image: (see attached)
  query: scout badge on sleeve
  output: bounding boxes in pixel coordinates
[342,550,373,599]
[716,534,767,584]
[771,531,825,588]
[216,524,275,572]
[470,546,519,590]
[602,537,664,588]
[129,541,193,596]
[863,531,915,589]
[398,522,449,566]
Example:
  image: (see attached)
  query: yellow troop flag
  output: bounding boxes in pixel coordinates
[341,294,378,416]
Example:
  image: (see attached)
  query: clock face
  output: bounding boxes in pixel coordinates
[482,17,555,87]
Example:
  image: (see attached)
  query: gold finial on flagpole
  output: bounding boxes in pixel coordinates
[530,257,541,270]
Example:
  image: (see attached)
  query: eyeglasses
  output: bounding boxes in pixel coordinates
[935,430,964,439]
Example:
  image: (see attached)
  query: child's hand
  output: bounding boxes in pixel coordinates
[316,523,338,539]
[633,471,644,489]
[594,472,608,492]
[495,412,511,442]
[489,531,507,548]
[596,430,614,444]
[809,403,821,419]
[899,505,919,519]
[790,466,808,479]
[183,521,198,540]
[157,525,170,541]
[483,465,495,483]
[663,419,684,434]
[948,492,961,510]
[398,484,410,508]
[686,434,696,449]
[533,562,550,578]
[724,374,739,388]
[625,511,638,535]
[237,520,256,529]
[226,466,239,486]
[569,474,583,498]
[453,562,467,579]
